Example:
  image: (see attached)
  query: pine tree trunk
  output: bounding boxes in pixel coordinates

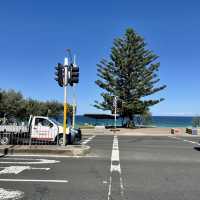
[121,116,125,127]
[126,114,135,128]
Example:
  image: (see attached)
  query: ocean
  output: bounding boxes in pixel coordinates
[150,116,193,128]
[56,115,195,128]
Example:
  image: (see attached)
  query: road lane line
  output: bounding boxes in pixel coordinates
[168,136,200,145]
[108,135,124,200]
[81,135,95,145]
[0,179,68,183]
[5,154,98,158]
[108,176,112,199]
[0,158,59,164]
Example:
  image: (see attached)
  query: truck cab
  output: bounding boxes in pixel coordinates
[31,116,68,142]
[30,116,81,145]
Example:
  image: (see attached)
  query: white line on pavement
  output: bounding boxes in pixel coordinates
[0,179,68,183]
[108,135,124,200]
[81,135,95,145]
[168,136,200,146]
[0,158,59,164]
[108,176,112,199]
[5,154,98,158]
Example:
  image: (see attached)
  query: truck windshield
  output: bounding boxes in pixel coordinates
[50,118,62,126]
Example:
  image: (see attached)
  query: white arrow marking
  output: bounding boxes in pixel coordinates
[0,188,24,200]
[0,166,50,175]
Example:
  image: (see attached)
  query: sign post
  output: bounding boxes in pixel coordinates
[72,55,77,129]
[63,58,68,146]
[113,96,117,129]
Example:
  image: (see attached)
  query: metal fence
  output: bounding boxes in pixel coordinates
[0,124,82,146]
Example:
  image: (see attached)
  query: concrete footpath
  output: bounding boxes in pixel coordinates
[0,144,90,156]
[81,127,196,136]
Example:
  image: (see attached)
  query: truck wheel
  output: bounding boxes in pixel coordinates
[57,135,68,146]
[0,135,10,145]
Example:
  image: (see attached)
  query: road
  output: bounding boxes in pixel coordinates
[1,135,200,199]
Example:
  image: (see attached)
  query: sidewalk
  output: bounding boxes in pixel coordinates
[0,144,90,156]
[81,127,200,136]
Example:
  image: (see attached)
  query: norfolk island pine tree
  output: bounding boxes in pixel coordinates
[94,28,166,127]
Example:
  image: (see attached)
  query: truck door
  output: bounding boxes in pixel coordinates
[31,118,55,141]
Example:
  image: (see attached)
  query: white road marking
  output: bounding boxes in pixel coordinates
[0,166,50,175]
[0,158,59,164]
[168,136,200,145]
[0,179,68,183]
[108,135,124,200]
[183,139,197,144]
[0,188,24,200]
[108,176,112,199]
[5,154,98,158]
[81,135,95,145]
[103,180,108,184]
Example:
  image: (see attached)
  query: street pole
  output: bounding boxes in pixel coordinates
[72,84,76,129]
[115,97,117,129]
[72,55,77,129]
[63,57,68,146]
[114,96,117,130]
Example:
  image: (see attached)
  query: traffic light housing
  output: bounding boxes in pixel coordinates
[69,64,79,86]
[55,63,64,87]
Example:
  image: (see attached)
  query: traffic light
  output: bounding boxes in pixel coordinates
[69,64,79,86]
[55,63,64,87]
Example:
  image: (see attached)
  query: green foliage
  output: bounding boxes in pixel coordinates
[95,28,166,127]
[0,89,71,121]
[0,89,25,120]
[192,116,200,127]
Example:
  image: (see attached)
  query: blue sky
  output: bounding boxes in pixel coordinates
[0,0,200,116]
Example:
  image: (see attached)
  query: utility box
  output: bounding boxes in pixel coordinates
[192,128,198,135]
[186,128,198,135]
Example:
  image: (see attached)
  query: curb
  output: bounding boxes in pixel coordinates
[0,145,91,156]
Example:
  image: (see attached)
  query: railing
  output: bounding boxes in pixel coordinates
[0,125,82,146]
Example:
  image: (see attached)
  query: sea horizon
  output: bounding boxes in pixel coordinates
[56,115,198,128]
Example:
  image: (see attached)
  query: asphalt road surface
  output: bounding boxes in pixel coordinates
[1,135,200,200]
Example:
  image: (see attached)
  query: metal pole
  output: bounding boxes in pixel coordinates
[113,96,117,130]
[63,58,68,146]
[72,85,76,128]
[72,55,77,129]
[114,97,117,129]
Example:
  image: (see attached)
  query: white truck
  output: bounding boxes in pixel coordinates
[0,115,81,145]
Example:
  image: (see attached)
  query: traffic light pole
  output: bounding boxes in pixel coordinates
[72,55,77,129]
[63,58,68,146]
[115,109,116,129]
[55,51,79,145]
[72,84,76,129]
